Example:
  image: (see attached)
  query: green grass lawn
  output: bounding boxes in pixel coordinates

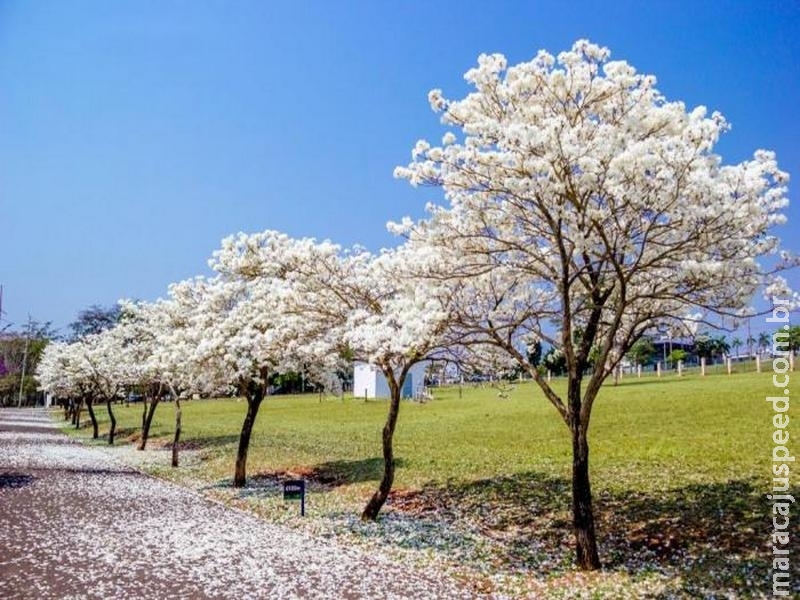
[62,370,799,598]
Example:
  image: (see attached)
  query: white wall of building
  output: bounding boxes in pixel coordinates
[353,362,378,399]
[353,361,429,399]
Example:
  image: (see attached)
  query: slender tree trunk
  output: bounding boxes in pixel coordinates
[361,381,402,521]
[233,383,265,487]
[141,397,148,433]
[86,397,98,439]
[106,398,116,445]
[74,399,81,429]
[567,378,601,570]
[138,397,161,451]
[172,398,181,468]
[63,399,69,421]
[571,423,600,569]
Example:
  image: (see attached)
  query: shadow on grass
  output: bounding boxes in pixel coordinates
[112,427,139,439]
[183,434,241,448]
[259,456,405,487]
[610,375,697,388]
[234,457,403,489]
[128,433,240,450]
[286,457,404,486]
[388,472,799,593]
[204,457,403,497]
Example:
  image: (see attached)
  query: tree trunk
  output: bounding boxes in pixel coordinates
[106,398,116,445]
[233,384,265,487]
[564,373,601,571]
[172,398,181,468]
[86,397,98,439]
[138,397,161,451]
[361,381,402,521]
[141,398,148,434]
[74,399,81,429]
[570,419,601,570]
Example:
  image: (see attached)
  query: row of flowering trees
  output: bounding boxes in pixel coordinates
[37,233,452,518]
[37,40,795,570]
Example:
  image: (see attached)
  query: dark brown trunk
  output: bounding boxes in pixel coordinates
[568,378,601,570]
[361,380,402,521]
[172,398,181,468]
[233,383,265,487]
[74,400,81,429]
[106,398,116,445]
[571,423,601,569]
[86,397,98,439]
[138,397,160,451]
[141,398,148,433]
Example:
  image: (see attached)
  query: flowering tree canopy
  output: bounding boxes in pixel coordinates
[36,341,79,400]
[211,230,452,512]
[276,240,453,519]
[394,39,795,569]
[208,232,349,486]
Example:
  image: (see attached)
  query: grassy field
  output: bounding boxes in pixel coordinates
[62,370,798,598]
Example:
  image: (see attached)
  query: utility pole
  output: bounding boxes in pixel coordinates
[18,315,32,408]
[0,285,13,333]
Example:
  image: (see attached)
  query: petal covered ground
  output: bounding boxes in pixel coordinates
[0,408,477,600]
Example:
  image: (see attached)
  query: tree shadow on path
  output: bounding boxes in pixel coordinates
[0,472,34,489]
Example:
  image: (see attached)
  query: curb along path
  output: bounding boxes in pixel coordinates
[0,408,476,599]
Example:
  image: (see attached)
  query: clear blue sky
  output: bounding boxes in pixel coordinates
[1,1,798,336]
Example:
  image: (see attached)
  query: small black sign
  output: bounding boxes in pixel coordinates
[283,479,305,516]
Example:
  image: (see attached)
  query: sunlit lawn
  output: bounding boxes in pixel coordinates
[63,369,798,597]
[82,370,783,491]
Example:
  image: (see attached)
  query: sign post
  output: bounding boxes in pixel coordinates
[283,479,305,516]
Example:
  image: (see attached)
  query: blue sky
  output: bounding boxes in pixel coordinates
[1,1,798,336]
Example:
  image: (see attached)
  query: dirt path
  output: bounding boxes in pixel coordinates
[0,408,476,599]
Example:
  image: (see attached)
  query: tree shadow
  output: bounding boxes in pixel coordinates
[112,426,138,439]
[387,472,799,593]
[128,433,241,450]
[610,376,696,388]
[257,457,404,487]
[0,472,35,488]
[204,457,404,496]
[0,467,138,489]
[187,434,241,448]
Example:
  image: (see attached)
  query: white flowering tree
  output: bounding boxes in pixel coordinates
[37,338,105,435]
[117,297,197,453]
[156,277,235,399]
[119,280,232,464]
[115,299,164,450]
[80,328,134,445]
[326,246,452,520]
[211,230,452,517]
[209,232,343,487]
[394,40,795,569]
[36,341,85,424]
[267,238,451,520]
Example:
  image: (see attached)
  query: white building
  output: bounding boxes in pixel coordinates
[352,361,428,399]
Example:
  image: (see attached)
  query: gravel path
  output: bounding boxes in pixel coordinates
[0,408,477,599]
